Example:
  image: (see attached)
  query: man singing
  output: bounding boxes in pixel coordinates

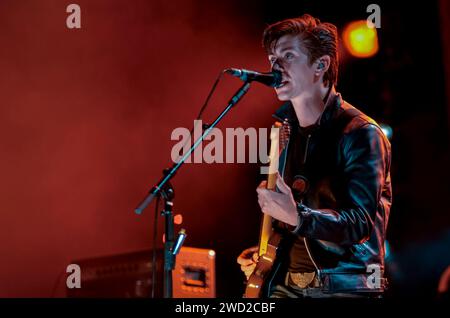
[237,14,392,298]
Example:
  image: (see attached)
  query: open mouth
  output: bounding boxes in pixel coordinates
[277,80,289,88]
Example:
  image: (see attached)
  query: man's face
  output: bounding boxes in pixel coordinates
[268,35,317,101]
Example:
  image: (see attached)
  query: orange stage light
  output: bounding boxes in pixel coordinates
[343,20,379,58]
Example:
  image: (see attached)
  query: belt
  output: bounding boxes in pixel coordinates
[285,271,320,289]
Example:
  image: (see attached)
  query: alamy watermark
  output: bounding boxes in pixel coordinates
[367,264,381,289]
[171,120,278,174]
[366,4,381,28]
[66,264,81,289]
[66,4,81,29]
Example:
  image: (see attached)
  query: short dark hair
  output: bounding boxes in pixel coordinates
[262,14,339,87]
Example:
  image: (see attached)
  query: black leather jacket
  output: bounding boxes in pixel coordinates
[272,92,392,294]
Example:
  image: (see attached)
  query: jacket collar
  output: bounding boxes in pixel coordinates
[272,90,343,129]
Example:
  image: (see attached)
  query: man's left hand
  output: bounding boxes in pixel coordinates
[256,173,298,226]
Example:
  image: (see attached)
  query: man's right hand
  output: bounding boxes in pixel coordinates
[237,246,259,280]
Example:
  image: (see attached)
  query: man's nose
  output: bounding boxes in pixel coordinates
[272,60,284,73]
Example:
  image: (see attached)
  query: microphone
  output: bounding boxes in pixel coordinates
[225,68,282,88]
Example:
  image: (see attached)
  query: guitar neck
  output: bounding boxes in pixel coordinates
[257,123,281,256]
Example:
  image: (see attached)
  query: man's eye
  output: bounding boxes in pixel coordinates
[285,53,294,60]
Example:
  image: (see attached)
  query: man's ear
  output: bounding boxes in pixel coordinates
[315,55,331,74]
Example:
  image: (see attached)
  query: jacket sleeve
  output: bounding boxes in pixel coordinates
[294,123,390,246]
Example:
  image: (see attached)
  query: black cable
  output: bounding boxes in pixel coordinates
[195,69,226,121]
[50,267,66,297]
[151,195,160,298]
[151,70,226,297]
[174,70,226,163]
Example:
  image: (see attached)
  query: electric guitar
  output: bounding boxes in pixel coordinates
[244,120,290,298]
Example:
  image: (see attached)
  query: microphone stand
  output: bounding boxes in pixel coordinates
[135,81,251,298]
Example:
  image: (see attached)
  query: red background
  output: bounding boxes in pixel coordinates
[0,0,276,296]
[1,0,450,298]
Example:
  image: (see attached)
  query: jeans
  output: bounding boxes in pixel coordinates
[269,272,375,298]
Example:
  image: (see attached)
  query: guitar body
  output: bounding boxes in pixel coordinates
[244,230,283,298]
[244,121,290,298]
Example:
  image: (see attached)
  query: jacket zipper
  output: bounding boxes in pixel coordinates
[301,134,322,283]
[302,134,311,165]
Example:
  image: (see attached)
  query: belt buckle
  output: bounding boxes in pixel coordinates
[289,271,316,289]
